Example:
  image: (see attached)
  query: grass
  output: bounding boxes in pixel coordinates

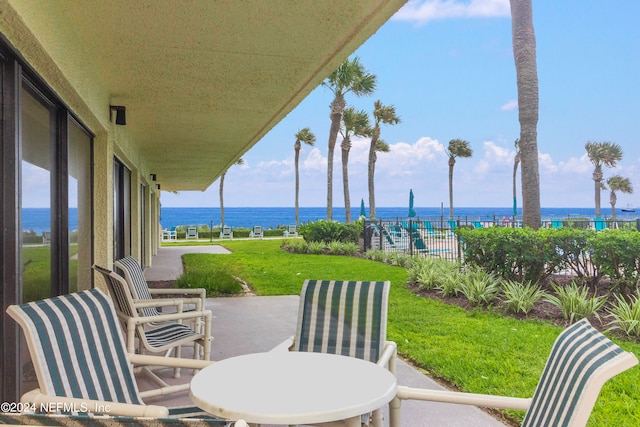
[180,240,640,426]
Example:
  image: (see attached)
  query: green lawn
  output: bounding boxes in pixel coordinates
[179,240,640,426]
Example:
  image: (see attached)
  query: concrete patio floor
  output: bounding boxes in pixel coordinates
[142,246,509,427]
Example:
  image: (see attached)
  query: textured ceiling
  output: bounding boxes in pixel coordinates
[8,0,405,191]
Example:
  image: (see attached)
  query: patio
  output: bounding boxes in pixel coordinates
[141,246,506,426]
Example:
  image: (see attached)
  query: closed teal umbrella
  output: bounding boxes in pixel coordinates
[360,198,366,218]
[408,189,417,218]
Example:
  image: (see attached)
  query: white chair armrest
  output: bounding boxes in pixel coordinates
[377,341,397,368]
[129,353,213,370]
[396,386,532,411]
[128,309,211,326]
[148,288,206,299]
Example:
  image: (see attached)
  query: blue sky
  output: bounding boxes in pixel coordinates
[162,0,640,209]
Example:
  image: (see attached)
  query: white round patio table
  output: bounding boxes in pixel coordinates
[190,351,396,426]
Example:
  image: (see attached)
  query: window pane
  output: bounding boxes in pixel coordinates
[68,119,91,292]
[21,87,52,303]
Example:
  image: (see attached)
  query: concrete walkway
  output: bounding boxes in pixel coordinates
[144,246,508,427]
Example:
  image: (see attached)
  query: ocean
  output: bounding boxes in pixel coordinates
[21,206,638,233]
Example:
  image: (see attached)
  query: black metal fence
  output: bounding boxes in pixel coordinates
[364,216,640,261]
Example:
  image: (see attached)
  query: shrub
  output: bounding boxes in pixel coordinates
[458,227,552,283]
[502,280,546,315]
[385,252,412,268]
[298,219,362,244]
[281,239,308,254]
[175,268,242,296]
[365,249,387,262]
[607,292,640,337]
[326,240,359,256]
[306,241,327,254]
[459,268,501,307]
[588,229,640,297]
[436,265,464,297]
[546,281,607,324]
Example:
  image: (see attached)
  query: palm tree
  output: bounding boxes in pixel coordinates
[340,107,371,223]
[368,100,400,219]
[219,158,244,228]
[585,141,623,217]
[445,139,472,219]
[323,57,376,220]
[510,0,541,229]
[370,139,390,219]
[294,128,316,226]
[512,138,521,219]
[606,175,633,219]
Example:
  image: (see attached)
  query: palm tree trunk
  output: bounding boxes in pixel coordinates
[342,139,351,223]
[610,191,616,219]
[594,167,603,217]
[219,173,226,228]
[511,0,541,229]
[448,157,455,219]
[327,95,345,221]
[295,148,300,225]
[368,129,379,219]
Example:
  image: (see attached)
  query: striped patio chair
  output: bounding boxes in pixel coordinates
[114,256,206,318]
[5,289,235,421]
[273,280,397,427]
[395,318,638,427]
[93,265,212,380]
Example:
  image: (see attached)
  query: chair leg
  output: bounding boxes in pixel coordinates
[389,397,401,427]
[371,409,383,427]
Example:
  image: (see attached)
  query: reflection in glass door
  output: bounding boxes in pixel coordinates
[20,86,52,303]
[68,119,92,292]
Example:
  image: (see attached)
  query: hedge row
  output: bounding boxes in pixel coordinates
[457,227,640,296]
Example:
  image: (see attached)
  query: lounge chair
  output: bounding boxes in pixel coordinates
[219,225,233,239]
[163,226,177,240]
[283,224,297,237]
[593,217,607,231]
[410,231,451,256]
[186,226,199,240]
[551,220,563,229]
[472,221,483,229]
[42,231,51,244]
[272,279,398,427]
[93,265,212,380]
[250,225,263,239]
[5,288,224,419]
[422,221,438,236]
[394,318,638,427]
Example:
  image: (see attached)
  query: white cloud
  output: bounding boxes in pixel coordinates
[474,140,513,175]
[500,99,518,111]
[303,148,327,172]
[378,137,446,176]
[555,153,591,175]
[394,0,510,25]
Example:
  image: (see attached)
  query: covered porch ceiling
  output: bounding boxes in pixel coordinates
[9,0,406,191]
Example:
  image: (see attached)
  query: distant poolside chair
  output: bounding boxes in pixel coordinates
[593,217,606,231]
[471,221,483,229]
[551,220,563,229]
[219,225,233,239]
[411,231,451,256]
[283,225,298,237]
[422,221,438,236]
[186,226,198,240]
[250,225,263,239]
[447,220,457,231]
